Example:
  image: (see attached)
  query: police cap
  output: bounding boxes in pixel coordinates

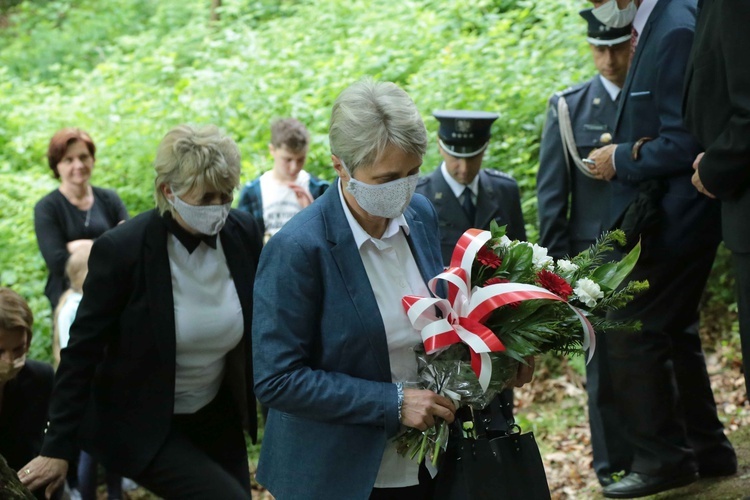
[580,8,632,46]
[433,110,499,158]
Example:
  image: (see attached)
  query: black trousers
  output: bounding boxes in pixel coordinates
[603,247,735,476]
[586,328,633,479]
[133,387,251,500]
[733,251,750,397]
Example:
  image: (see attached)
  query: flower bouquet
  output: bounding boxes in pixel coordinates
[396,222,647,465]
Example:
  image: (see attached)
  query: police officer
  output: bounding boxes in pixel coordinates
[537,8,631,259]
[536,9,632,487]
[417,111,526,434]
[417,110,526,266]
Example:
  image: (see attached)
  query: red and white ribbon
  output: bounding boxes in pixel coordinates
[403,229,596,393]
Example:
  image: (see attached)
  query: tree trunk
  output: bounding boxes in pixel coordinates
[0,454,35,499]
[210,0,221,22]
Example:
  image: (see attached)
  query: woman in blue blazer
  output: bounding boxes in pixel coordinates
[20,125,263,500]
[254,80,536,499]
[253,80,460,499]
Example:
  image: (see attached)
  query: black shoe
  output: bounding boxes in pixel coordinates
[699,459,737,478]
[602,471,698,498]
[698,462,737,478]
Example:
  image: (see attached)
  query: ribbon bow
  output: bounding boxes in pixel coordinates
[403,229,595,393]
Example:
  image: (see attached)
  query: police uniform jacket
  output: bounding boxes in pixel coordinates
[417,168,526,265]
[537,76,617,259]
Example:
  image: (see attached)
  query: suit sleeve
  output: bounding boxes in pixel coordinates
[614,27,701,182]
[252,231,401,438]
[537,95,571,257]
[41,232,131,461]
[699,2,750,199]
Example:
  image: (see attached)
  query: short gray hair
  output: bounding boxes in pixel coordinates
[153,124,241,214]
[329,79,427,175]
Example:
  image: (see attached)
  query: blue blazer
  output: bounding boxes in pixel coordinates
[252,181,444,499]
[609,0,720,256]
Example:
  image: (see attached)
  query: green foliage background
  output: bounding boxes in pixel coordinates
[0,0,735,362]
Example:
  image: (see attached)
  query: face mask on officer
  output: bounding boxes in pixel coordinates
[592,0,637,28]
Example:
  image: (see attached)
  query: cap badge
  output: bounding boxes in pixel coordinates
[456,120,472,133]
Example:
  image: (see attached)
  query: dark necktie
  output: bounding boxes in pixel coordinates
[462,187,476,223]
[630,27,639,64]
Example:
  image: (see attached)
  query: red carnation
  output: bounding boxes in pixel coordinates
[536,269,573,299]
[477,246,502,269]
[484,277,509,287]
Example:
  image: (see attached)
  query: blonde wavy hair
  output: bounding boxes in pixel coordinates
[153,124,241,214]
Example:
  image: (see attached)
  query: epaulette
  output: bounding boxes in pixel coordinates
[554,81,587,98]
[484,169,516,181]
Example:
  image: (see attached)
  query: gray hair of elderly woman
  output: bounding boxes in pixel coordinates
[153,124,241,215]
[329,80,427,175]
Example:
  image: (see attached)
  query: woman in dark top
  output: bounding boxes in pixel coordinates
[34,128,129,309]
[0,287,56,500]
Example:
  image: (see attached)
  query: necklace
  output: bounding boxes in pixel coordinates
[84,209,91,228]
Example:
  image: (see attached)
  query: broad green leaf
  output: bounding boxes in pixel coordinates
[591,241,642,290]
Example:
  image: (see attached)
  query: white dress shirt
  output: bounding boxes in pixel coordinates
[440,162,479,204]
[338,182,431,488]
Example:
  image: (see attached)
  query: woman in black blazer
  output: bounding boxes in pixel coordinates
[20,125,263,500]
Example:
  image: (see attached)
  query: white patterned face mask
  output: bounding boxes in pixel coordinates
[169,192,231,235]
[592,0,637,28]
[340,159,418,219]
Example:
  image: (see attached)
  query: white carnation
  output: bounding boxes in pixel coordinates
[556,259,579,273]
[497,235,512,248]
[574,278,604,307]
[531,244,554,269]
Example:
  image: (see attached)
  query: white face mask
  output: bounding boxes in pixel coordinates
[592,0,637,28]
[0,354,25,384]
[340,159,418,219]
[169,193,231,236]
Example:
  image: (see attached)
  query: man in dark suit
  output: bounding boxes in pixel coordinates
[586,0,737,497]
[416,110,526,265]
[684,0,750,400]
[537,9,632,488]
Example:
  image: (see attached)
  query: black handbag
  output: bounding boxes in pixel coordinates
[433,406,551,500]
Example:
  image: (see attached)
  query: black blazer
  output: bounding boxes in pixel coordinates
[0,360,55,472]
[40,209,262,478]
[684,0,750,252]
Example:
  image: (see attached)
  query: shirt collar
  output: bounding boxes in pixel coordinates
[162,211,218,253]
[633,0,659,36]
[440,162,480,199]
[598,74,622,102]
[337,179,409,250]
